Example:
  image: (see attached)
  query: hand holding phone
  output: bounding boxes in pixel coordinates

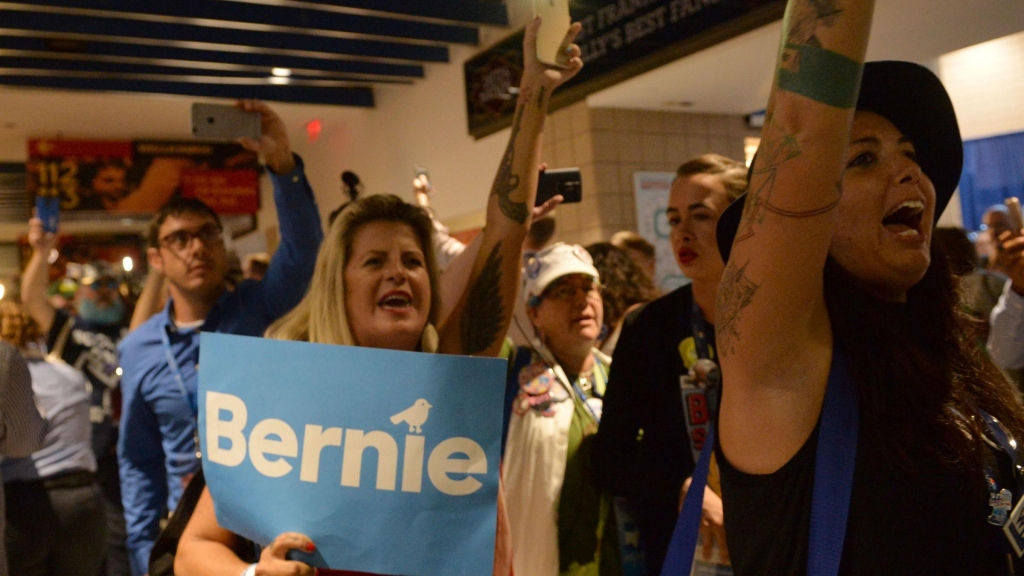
[35,195,59,234]
[534,0,572,68]
[414,167,433,196]
[535,167,582,207]
[1006,197,1023,237]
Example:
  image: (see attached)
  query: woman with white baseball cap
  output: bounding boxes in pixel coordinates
[503,242,621,576]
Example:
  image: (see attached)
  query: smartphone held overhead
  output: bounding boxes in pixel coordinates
[36,195,59,234]
[1006,197,1023,236]
[534,0,572,68]
[191,103,261,141]
[536,167,582,207]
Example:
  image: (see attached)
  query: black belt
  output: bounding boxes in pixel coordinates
[43,470,96,490]
[6,470,97,491]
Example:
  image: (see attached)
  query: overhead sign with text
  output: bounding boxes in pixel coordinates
[198,333,507,575]
[27,139,259,215]
[464,0,784,138]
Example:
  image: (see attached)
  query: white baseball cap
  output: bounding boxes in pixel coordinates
[523,242,600,305]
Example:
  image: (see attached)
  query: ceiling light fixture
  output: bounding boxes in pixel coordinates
[268,76,291,85]
[271,68,292,77]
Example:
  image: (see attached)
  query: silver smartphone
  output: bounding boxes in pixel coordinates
[534,0,572,69]
[191,103,260,141]
[1006,197,1023,236]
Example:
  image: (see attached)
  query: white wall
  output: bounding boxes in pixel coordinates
[302,46,512,226]
[939,30,1024,141]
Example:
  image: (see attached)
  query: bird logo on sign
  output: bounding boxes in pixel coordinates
[390,399,433,434]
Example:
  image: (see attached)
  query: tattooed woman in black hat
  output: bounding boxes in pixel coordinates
[713,0,1024,573]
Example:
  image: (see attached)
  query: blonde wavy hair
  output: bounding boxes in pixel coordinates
[266,194,442,347]
[675,153,748,202]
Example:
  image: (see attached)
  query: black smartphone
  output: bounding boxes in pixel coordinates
[535,167,582,207]
[35,195,59,233]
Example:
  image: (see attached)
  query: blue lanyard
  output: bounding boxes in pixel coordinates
[160,325,197,416]
[689,298,712,361]
[980,408,1024,478]
[662,351,859,576]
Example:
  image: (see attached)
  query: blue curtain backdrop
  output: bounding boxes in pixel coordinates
[959,131,1024,231]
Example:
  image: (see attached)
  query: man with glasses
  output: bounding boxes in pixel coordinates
[116,100,323,576]
[22,234,130,575]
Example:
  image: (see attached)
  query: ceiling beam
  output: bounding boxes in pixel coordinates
[292,0,509,27]
[0,7,450,63]
[11,0,481,45]
[0,72,376,106]
[0,36,425,78]
[0,56,413,83]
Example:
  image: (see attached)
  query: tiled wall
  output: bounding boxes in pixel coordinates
[541,103,758,246]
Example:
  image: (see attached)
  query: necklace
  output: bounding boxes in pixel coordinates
[578,370,595,393]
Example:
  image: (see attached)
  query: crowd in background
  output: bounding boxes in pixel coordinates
[2,2,1024,575]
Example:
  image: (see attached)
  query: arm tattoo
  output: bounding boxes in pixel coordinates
[736,114,840,244]
[490,105,529,224]
[536,86,546,109]
[460,242,505,355]
[716,260,760,356]
[780,0,861,108]
[786,0,844,46]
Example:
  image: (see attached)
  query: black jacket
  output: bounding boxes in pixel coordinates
[593,285,713,574]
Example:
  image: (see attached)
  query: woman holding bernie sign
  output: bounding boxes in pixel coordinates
[711,0,1024,573]
[174,15,584,576]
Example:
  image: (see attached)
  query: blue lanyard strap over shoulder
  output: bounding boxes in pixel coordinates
[807,351,859,576]
[689,298,712,361]
[661,351,859,576]
[160,325,197,416]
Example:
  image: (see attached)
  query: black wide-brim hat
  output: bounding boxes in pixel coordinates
[716,60,963,263]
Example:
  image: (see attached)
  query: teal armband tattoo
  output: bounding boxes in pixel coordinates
[778,43,862,108]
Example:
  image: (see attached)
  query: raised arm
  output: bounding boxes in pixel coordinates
[235,100,324,323]
[22,217,57,334]
[716,0,875,473]
[438,17,582,356]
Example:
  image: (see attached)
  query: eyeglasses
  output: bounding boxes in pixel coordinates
[159,224,223,253]
[543,279,602,302]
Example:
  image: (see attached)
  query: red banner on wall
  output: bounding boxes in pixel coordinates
[27,139,260,215]
[180,170,260,213]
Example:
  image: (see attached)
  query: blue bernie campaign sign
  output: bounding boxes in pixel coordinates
[197,333,507,576]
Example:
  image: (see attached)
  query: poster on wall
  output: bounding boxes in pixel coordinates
[27,139,260,215]
[633,171,689,293]
[464,0,785,137]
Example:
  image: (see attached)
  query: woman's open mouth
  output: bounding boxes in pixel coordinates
[882,200,925,239]
[378,290,414,311]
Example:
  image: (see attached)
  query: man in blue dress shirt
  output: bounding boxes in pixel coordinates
[117,100,323,576]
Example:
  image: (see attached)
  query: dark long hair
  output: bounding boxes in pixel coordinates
[824,243,1024,473]
[585,242,659,329]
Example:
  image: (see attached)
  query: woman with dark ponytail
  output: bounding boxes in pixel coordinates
[712,0,1024,573]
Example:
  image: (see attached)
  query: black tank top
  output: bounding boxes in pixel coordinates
[717,417,1022,575]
